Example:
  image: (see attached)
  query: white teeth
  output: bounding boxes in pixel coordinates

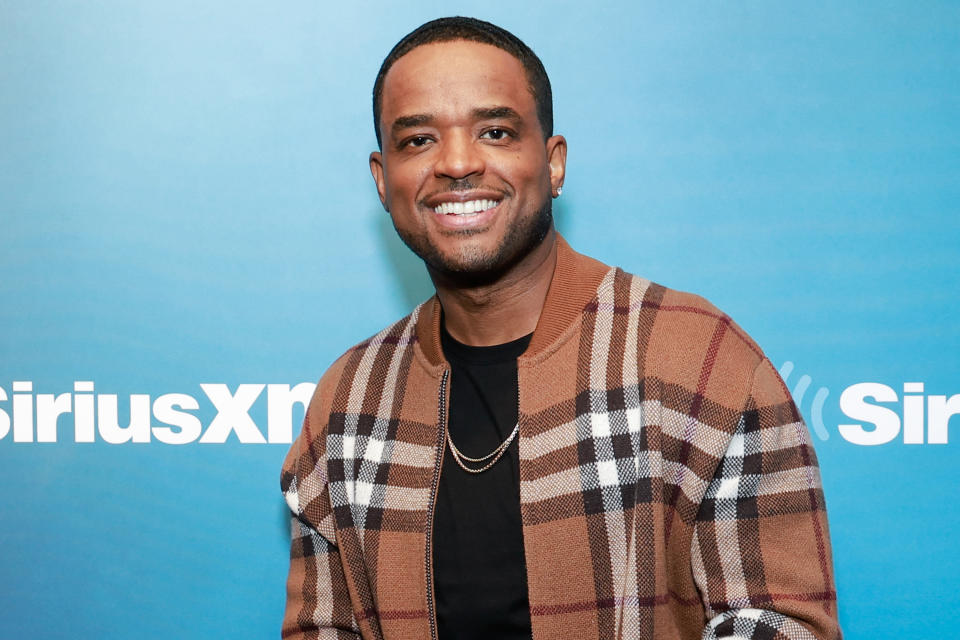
[433,199,499,215]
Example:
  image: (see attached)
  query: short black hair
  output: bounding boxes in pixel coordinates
[372,16,553,148]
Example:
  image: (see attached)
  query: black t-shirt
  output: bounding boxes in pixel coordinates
[434,326,533,640]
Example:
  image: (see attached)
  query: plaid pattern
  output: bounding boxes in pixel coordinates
[281,237,840,640]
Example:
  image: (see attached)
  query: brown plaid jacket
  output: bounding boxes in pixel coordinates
[281,237,840,640]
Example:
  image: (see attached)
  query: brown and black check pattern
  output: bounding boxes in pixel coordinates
[281,237,841,640]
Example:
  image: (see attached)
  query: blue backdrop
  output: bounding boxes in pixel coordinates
[2,2,958,638]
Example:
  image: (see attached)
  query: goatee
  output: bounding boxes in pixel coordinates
[394,199,553,288]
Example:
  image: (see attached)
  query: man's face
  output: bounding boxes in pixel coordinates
[370,40,566,280]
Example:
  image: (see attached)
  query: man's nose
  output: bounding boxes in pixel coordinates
[433,131,484,179]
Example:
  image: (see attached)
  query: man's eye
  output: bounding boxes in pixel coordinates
[406,136,431,148]
[480,128,510,141]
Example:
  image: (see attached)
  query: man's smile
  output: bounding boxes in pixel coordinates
[421,189,506,229]
[427,198,503,230]
[432,199,500,216]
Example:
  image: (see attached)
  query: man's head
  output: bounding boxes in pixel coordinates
[369,17,566,284]
[372,17,553,149]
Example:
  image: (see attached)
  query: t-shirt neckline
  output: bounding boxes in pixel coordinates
[440,323,532,365]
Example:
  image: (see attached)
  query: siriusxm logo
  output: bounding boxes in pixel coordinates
[781,362,959,445]
[0,381,315,444]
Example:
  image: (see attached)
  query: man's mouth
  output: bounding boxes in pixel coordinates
[433,199,500,216]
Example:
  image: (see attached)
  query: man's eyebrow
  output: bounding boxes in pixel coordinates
[472,106,522,122]
[389,107,523,138]
[391,114,433,134]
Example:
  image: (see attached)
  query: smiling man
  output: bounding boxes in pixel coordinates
[281,17,841,640]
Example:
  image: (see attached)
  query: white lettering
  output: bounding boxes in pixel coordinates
[13,381,34,442]
[152,393,202,445]
[927,395,960,445]
[0,380,332,446]
[0,387,9,440]
[838,382,900,445]
[97,394,152,444]
[267,383,315,444]
[902,382,925,445]
[74,381,95,443]
[199,384,266,444]
[36,393,73,443]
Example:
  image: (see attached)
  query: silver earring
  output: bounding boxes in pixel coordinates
[556,187,563,197]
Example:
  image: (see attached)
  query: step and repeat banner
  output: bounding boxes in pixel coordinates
[2,3,957,639]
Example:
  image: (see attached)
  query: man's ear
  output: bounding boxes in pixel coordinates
[546,135,567,197]
[369,151,389,212]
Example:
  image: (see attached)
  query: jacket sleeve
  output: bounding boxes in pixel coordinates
[692,357,842,640]
[281,410,361,640]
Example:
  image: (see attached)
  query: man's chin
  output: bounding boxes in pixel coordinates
[431,235,552,288]
[424,245,516,287]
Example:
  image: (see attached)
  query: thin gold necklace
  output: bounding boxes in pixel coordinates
[446,423,519,474]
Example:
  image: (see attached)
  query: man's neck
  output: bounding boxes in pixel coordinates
[430,230,558,347]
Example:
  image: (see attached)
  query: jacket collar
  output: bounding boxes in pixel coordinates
[414,234,611,368]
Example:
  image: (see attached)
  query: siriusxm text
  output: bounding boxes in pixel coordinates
[0,381,315,444]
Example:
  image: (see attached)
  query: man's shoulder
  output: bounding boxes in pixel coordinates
[610,266,766,380]
[308,303,427,407]
[284,305,427,491]
[574,245,754,348]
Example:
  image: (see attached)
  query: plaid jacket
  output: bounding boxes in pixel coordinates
[281,237,840,640]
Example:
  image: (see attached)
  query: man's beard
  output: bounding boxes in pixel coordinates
[394,198,553,287]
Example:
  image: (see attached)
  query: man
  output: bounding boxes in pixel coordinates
[282,17,840,640]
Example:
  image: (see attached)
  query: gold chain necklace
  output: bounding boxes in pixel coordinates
[446,423,519,474]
